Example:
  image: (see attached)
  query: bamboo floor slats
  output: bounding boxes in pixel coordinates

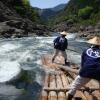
[40,55,100,100]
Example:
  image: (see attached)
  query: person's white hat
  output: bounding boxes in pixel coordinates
[87,36,100,45]
[60,31,67,35]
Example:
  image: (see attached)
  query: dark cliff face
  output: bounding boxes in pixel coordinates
[0,1,28,38]
[0,0,20,7]
[0,0,26,7]
[0,0,51,38]
[0,0,20,21]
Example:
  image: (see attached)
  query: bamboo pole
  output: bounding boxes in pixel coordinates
[43,74,50,88]
[48,74,57,100]
[40,91,48,100]
[61,74,69,88]
[92,81,100,98]
[49,74,56,89]
[58,92,66,100]
[56,74,66,100]
[44,87,100,92]
[84,91,93,100]
[92,90,100,99]
[56,74,63,89]
[74,91,87,100]
[65,71,93,100]
[58,65,79,74]
[85,80,100,99]
[42,55,100,100]
[48,91,57,100]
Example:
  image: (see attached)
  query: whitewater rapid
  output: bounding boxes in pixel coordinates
[0,34,88,100]
[0,34,88,83]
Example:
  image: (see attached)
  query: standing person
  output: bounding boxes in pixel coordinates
[52,31,69,65]
[67,37,100,100]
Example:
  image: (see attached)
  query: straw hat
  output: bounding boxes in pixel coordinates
[60,31,67,35]
[87,36,100,45]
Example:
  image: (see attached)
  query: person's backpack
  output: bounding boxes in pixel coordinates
[53,37,60,49]
[53,36,68,50]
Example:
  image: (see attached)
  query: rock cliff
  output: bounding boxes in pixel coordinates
[0,0,51,38]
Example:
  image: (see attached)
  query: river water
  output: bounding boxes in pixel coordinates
[0,34,89,100]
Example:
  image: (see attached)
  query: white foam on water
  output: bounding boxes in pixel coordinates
[35,36,56,44]
[0,36,83,83]
[34,59,42,65]
[76,38,86,42]
[17,50,32,62]
[0,61,21,82]
[0,43,21,53]
[36,34,77,44]
[66,33,77,40]
[0,36,85,100]
[67,50,81,64]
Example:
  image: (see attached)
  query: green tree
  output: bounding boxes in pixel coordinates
[14,0,40,22]
[78,6,93,19]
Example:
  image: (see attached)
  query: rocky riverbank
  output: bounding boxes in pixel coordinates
[0,0,52,38]
[77,22,100,39]
[0,0,99,39]
[53,21,100,39]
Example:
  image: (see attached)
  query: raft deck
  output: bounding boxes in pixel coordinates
[40,55,100,100]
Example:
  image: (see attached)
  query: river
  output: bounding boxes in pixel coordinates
[0,34,89,100]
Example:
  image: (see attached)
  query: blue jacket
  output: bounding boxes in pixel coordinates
[79,47,100,81]
[53,36,68,51]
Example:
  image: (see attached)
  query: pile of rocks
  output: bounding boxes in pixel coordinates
[78,22,100,39]
[0,0,51,38]
[53,21,79,33]
[53,20,100,39]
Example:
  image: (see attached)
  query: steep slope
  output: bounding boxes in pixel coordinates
[35,4,66,21]
[0,0,50,38]
[50,0,100,38]
[52,0,100,24]
[39,9,56,20]
[51,4,66,12]
[0,0,40,22]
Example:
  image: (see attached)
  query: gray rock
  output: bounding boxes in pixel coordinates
[0,1,52,38]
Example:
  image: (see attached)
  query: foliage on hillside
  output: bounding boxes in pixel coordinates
[12,0,41,23]
[48,0,100,26]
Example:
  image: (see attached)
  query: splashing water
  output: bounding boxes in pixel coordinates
[0,34,88,100]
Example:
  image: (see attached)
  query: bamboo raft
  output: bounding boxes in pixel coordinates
[40,55,100,100]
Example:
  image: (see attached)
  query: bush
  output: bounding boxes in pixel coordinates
[15,6,26,15]
[78,6,93,19]
[14,0,40,22]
